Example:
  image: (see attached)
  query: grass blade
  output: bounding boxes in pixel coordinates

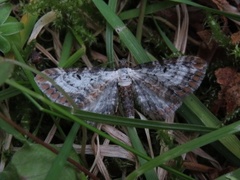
[127,120,240,179]
[179,95,240,165]
[92,0,151,64]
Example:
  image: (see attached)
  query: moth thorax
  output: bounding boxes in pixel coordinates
[118,68,132,87]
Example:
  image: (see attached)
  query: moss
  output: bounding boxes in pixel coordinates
[24,0,103,44]
[206,14,231,47]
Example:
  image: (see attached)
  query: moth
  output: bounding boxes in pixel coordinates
[34,56,207,120]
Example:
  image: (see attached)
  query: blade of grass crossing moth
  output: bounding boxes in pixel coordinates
[92,0,151,64]
[73,109,215,132]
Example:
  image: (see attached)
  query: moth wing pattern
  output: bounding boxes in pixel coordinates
[34,56,207,120]
[35,67,119,115]
[129,56,207,120]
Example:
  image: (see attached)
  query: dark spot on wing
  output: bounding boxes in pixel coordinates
[76,74,81,80]
[163,67,167,73]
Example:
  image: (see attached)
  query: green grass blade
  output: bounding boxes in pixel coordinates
[0,58,14,85]
[0,115,27,142]
[216,168,240,180]
[63,49,86,68]
[135,0,147,42]
[92,0,151,64]
[0,2,11,25]
[0,86,21,101]
[127,126,158,180]
[58,31,74,68]
[178,95,240,165]
[119,1,177,20]
[126,120,240,179]
[45,122,81,180]
[153,18,179,54]
[73,109,215,132]
[58,31,86,68]
[20,12,38,48]
[0,35,10,53]
[0,22,23,36]
[11,44,41,94]
[105,0,117,68]
[170,0,240,21]
[120,0,240,22]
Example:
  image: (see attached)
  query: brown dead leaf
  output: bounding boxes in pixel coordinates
[231,31,240,45]
[212,0,230,11]
[215,67,240,114]
[183,161,219,179]
[197,30,215,49]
